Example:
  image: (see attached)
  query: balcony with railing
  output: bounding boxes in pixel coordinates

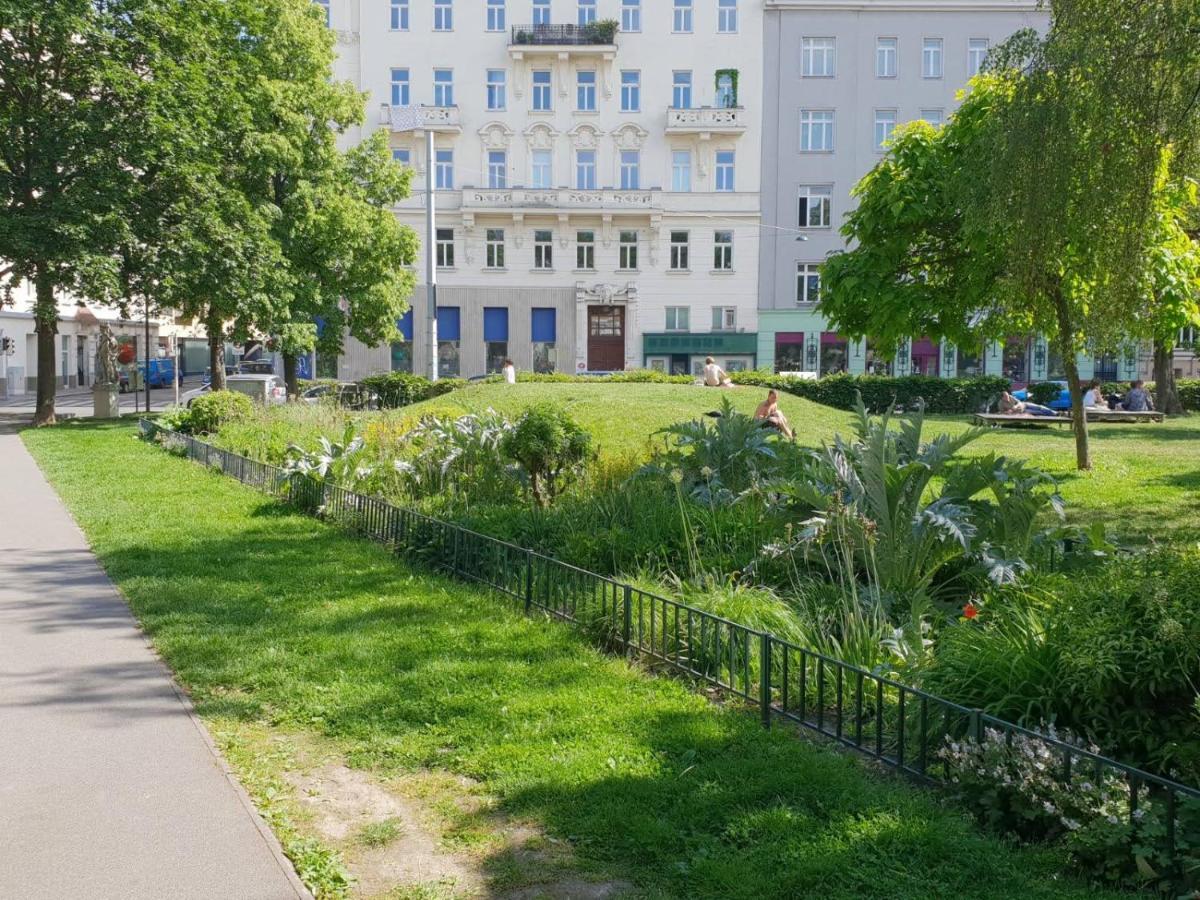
[461,187,660,213]
[509,23,618,48]
[666,106,747,135]
[381,104,462,134]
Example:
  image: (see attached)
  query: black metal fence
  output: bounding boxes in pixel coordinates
[510,23,616,45]
[140,419,1200,879]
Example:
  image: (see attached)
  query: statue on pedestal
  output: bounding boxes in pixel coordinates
[93,324,120,418]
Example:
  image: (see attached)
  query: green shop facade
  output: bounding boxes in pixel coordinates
[643,331,759,376]
[755,310,1143,387]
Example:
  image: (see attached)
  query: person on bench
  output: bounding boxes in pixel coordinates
[754,390,794,438]
[1121,380,1154,412]
[999,388,1057,417]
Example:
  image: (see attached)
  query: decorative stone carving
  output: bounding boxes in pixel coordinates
[478,122,514,150]
[612,124,648,151]
[568,124,603,150]
[575,282,638,305]
[523,123,558,151]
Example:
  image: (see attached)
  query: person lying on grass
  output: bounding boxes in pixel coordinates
[754,389,794,438]
[999,388,1057,417]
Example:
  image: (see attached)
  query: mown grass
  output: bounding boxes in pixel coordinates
[24,419,1122,900]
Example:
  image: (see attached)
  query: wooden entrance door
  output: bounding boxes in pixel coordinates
[587,305,625,371]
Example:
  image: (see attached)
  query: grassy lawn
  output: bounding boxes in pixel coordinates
[23,419,1121,900]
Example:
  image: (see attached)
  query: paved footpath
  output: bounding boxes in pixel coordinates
[0,423,309,899]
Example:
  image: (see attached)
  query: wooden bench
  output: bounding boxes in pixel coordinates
[973,410,1164,428]
[1080,409,1164,424]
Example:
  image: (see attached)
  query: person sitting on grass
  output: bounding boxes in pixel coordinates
[999,387,1057,417]
[1122,379,1154,412]
[754,389,794,438]
[702,356,733,388]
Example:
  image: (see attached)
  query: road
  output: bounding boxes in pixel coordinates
[0,385,197,419]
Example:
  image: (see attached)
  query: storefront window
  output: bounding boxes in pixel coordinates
[316,352,338,379]
[1046,346,1066,381]
[1002,336,1030,384]
[437,341,460,377]
[533,342,557,374]
[486,342,508,374]
[956,345,983,377]
[820,333,848,375]
[390,341,413,373]
[865,341,892,376]
[774,335,806,373]
[910,337,940,376]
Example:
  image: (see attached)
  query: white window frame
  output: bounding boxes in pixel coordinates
[968,37,989,76]
[487,150,507,188]
[486,69,506,111]
[392,148,411,166]
[576,70,597,112]
[715,73,735,109]
[618,230,638,271]
[576,230,596,270]
[315,0,330,27]
[712,307,737,331]
[486,0,505,31]
[578,0,596,26]
[665,306,690,331]
[669,231,690,270]
[531,69,552,111]
[485,228,506,269]
[576,150,596,190]
[533,0,550,25]
[619,150,640,190]
[622,0,641,32]
[713,231,733,270]
[922,38,944,79]
[671,150,692,192]
[390,68,410,106]
[435,228,455,267]
[433,68,454,107]
[435,149,454,189]
[874,108,896,150]
[534,230,553,270]
[876,37,897,78]
[531,149,553,188]
[920,108,944,127]
[390,0,409,31]
[620,70,640,112]
[797,263,821,305]
[715,150,735,192]
[801,37,836,78]
[800,109,834,152]
[672,71,692,109]
[433,0,452,31]
[798,185,831,229]
[718,0,737,33]
[673,0,693,34]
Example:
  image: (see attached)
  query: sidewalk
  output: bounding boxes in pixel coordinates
[0,424,309,899]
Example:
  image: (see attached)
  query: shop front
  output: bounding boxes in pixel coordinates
[643,332,757,377]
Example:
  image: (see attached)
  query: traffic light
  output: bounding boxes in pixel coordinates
[0,337,13,354]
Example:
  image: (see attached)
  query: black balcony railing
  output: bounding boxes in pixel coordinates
[510,22,618,46]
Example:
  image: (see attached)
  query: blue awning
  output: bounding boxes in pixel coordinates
[438,306,460,342]
[397,310,413,340]
[483,307,509,342]
[531,308,556,343]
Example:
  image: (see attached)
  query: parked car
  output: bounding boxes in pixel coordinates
[1013,380,1072,410]
[300,382,378,410]
[238,359,276,375]
[226,374,287,405]
[180,384,210,408]
[135,358,176,389]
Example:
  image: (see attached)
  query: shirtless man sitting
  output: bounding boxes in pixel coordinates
[702,356,733,388]
[754,389,794,439]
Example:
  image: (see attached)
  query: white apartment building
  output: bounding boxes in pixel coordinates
[757,0,1069,383]
[324,0,764,380]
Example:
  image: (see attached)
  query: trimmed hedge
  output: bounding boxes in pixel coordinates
[729,372,1011,414]
[358,372,464,409]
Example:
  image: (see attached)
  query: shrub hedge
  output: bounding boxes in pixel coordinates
[730,371,1011,414]
[357,372,464,409]
[187,390,254,434]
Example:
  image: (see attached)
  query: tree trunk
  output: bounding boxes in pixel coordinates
[1050,284,1090,470]
[1153,342,1183,414]
[207,315,226,391]
[32,270,58,427]
[283,352,298,400]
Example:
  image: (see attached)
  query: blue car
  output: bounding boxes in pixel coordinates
[136,358,177,389]
[1013,380,1072,411]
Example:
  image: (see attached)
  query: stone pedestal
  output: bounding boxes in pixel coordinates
[93,383,120,419]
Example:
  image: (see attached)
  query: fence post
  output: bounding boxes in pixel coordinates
[759,634,772,729]
[970,708,983,744]
[524,551,533,614]
[622,585,633,657]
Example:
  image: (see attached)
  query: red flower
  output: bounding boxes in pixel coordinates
[963,602,979,620]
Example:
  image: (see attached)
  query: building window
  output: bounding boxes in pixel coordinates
[390,0,409,31]
[714,150,735,191]
[486,69,506,110]
[435,149,454,189]
[576,230,595,269]
[433,68,454,106]
[434,0,452,31]
[316,350,338,379]
[665,306,690,331]
[715,72,735,108]
[800,109,834,151]
[920,108,944,127]
[533,0,550,26]
[484,307,509,373]
[487,150,507,188]
[486,0,505,31]
[532,70,552,111]
[801,37,836,77]
[578,0,596,25]
[718,0,737,33]
[619,150,640,189]
[314,0,330,27]
[876,37,897,77]
[575,150,596,189]
[390,68,410,106]
[618,230,638,270]
[797,263,821,305]
[437,307,461,377]
[673,0,692,33]
[922,38,943,78]
[874,109,896,149]
[485,229,505,269]
[672,71,692,109]
[798,185,831,228]
[620,70,640,112]
[532,308,557,373]
[672,151,692,192]
[968,37,989,76]
[576,70,597,111]
[531,149,552,188]
[669,231,690,270]
[436,228,455,267]
[622,0,641,32]
[713,231,733,270]
[712,307,736,331]
[534,230,553,269]
[392,148,411,166]
[391,342,413,373]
